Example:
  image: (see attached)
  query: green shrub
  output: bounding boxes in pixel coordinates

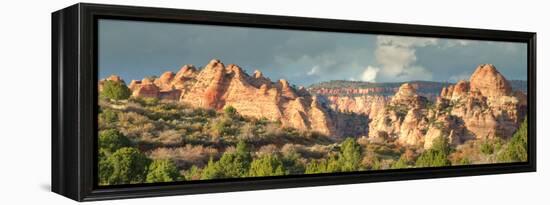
[223,106,238,119]
[212,118,239,137]
[100,147,151,185]
[200,157,223,180]
[339,138,362,171]
[391,156,409,169]
[99,109,118,124]
[415,149,450,167]
[183,165,202,181]
[248,154,286,177]
[480,140,495,155]
[497,119,528,162]
[200,141,252,179]
[101,80,131,100]
[305,159,328,174]
[415,136,451,167]
[146,159,182,183]
[98,129,131,153]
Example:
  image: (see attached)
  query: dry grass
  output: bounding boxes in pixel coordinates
[148,144,219,169]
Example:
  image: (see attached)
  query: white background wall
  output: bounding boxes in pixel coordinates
[0,0,547,204]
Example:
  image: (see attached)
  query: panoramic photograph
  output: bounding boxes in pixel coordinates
[97,19,528,186]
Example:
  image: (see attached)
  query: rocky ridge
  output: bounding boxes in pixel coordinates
[103,59,344,138]
[367,64,526,149]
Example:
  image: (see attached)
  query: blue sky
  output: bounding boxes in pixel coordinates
[99,19,527,87]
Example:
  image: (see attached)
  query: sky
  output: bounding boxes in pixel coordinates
[98,19,527,87]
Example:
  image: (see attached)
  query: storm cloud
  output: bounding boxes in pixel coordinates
[99,19,527,87]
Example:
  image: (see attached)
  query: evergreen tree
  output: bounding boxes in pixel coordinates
[305,159,328,174]
[146,159,182,183]
[248,154,286,177]
[497,119,528,162]
[200,141,252,179]
[200,157,223,180]
[415,136,451,167]
[102,147,151,184]
[100,80,131,100]
[339,138,362,171]
[98,129,131,153]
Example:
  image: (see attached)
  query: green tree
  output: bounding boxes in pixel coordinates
[480,139,495,155]
[98,129,131,153]
[248,154,286,177]
[305,159,328,174]
[391,156,409,169]
[100,80,131,100]
[223,105,238,119]
[200,141,252,179]
[431,135,450,155]
[497,119,528,162]
[146,159,182,183]
[339,138,362,171]
[281,149,305,175]
[101,147,151,185]
[200,157,223,180]
[415,136,451,167]
[99,109,118,124]
[326,155,342,172]
[184,165,203,181]
[98,149,113,185]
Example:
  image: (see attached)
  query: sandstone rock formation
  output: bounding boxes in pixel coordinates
[440,64,526,141]
[112,59,338,137]
[368,83,430,145]
[366,64,525,149]
[469,64,512,97]
[101,61,525,145]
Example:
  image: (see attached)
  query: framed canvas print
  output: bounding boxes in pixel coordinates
[52,3,536,201]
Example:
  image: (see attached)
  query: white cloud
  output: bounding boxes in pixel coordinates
[361,66,379,82]
[307,65,319,76]
[449,72,470,82]
[443,39,472,48]
[377,36,438,47]
[365,35,436,82]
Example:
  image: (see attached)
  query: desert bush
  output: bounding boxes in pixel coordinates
[117,112,157,139]
[415,149,450,167]
[497,119,528,162]
[391,156,409,169]
[148,144,219,169]
[101,80,131,100]
[183,165,202,180]
[211,117,239,137]
[200,141,252,179]
[280,146,305,175]
[99,108,118,126]
[304,159,328,174]
[223,105,238,119]
[130,97,159,107]
[361,151,381,170]
[480,139,495,155]
[98,129,131,154]
[248,154,286,177]
[146,159,182,183]
[415,136,451,167]
[100,147,151,185]
[257,144,279,156]
[157,129,184,145]
[391,149,416,169]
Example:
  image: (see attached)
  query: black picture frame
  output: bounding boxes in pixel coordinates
[52,3,536,201]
